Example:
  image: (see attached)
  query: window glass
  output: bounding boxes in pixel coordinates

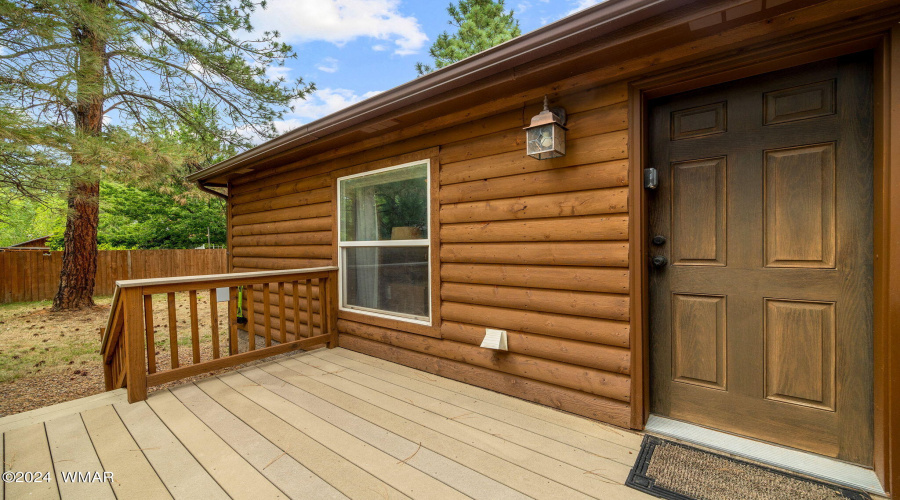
[338,161,430,323]
[343,246,429,318]
[340,163,428,242]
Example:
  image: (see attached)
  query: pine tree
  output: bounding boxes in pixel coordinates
[416,0,521,76]
[0,0,313,310]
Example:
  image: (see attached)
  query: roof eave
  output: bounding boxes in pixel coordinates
[189,0,678,183]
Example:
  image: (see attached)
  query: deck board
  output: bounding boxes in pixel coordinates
[0,348,651,499]
[114,401,228,500]
[255,362,528,500]
[261,359,571,499]
[196,375,381,499]
[321,349,643,454]
[170,383,339,499]
[329,348,644,448]
[216,371,413,500]
[4,422,59,499]
[293,354,635,473]
[145,390,286,499]
[277,355,638,499]
[0,390,127,434]
[236,368,467,500]
[80,405,171,499]
[45,414,115,500]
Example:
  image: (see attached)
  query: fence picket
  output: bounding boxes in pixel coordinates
[0,249,226,304]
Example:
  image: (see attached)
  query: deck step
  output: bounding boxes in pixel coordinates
[0,389,127,433]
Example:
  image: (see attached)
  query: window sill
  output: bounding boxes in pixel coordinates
[338,308,441,338]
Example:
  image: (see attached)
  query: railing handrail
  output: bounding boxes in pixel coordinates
[101,286,123,353]
[113,266,339,289]
[101,267,340,402]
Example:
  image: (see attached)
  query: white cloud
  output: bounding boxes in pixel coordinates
[235,88,383,144]
[566,0,605,16]
[254,0,427,55]
[316,57,339,73]
[271,118,304,135]
[371,44,388,52]
[186,59,206,76]
[289,88,382,121]
[265,65,292,81]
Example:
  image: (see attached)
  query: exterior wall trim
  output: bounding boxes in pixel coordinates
[331,149,443,339]
[335,159,434,327]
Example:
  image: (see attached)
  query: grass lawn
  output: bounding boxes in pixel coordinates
[0,297,113,416]
[0,296,113,383]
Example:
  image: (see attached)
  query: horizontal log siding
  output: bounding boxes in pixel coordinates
[229,174,334,337]
[227,81,631,426]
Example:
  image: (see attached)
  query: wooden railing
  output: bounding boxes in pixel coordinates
[101,267,339,402]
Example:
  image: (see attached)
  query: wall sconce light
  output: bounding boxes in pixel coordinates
[524,95,567,160]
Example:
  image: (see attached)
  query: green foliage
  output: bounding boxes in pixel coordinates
[0,0,311,266]
[0,103,232,250]
[0,108,72,212]
[0,0,312,152]
[0,182,225,250]
[97,182,226,249]
[374,178,428,240]
[416,0,521,75]
[0,192,65,247]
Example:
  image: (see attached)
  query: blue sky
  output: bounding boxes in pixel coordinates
[250,0,601,134]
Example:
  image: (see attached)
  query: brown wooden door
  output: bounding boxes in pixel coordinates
[648,54,874,465]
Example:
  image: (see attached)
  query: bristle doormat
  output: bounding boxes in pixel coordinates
[625,435,871,500]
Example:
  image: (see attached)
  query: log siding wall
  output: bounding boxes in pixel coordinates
[227,81,633,427]
[206,3,900,491]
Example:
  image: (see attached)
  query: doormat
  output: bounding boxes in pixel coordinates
[625,435,871,500]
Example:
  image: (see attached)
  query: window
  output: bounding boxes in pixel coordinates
[337,160,430,324]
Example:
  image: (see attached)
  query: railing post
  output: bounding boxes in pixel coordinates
[327,273,339,348]
[123,287,148,402]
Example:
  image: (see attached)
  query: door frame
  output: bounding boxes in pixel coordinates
[627,25,900,495]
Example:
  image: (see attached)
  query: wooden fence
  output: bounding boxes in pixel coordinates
[0,249,227,304]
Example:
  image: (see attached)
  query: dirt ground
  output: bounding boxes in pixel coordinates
[0,293,290,417]
[0,297,111,416]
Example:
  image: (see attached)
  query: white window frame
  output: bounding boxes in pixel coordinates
[336,159,432,325]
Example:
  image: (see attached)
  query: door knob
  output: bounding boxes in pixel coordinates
[651,255,668,268]
[651,235,667,246]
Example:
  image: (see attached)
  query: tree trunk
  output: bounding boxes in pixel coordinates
[53,180,100,309]
[52,2,106,311]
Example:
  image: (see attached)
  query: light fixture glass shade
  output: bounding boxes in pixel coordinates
[526,122,566,159]
[524,96,567,159]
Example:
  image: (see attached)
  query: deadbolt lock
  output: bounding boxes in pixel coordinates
[652,235,667,246]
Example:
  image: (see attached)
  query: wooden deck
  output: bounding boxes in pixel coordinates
[1,348,650,499]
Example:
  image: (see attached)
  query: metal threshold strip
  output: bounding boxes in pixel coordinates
[645,415,886,496]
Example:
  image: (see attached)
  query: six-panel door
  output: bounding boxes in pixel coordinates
[648,54,875,465]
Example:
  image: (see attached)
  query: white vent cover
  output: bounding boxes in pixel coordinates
[480,329,508,350]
